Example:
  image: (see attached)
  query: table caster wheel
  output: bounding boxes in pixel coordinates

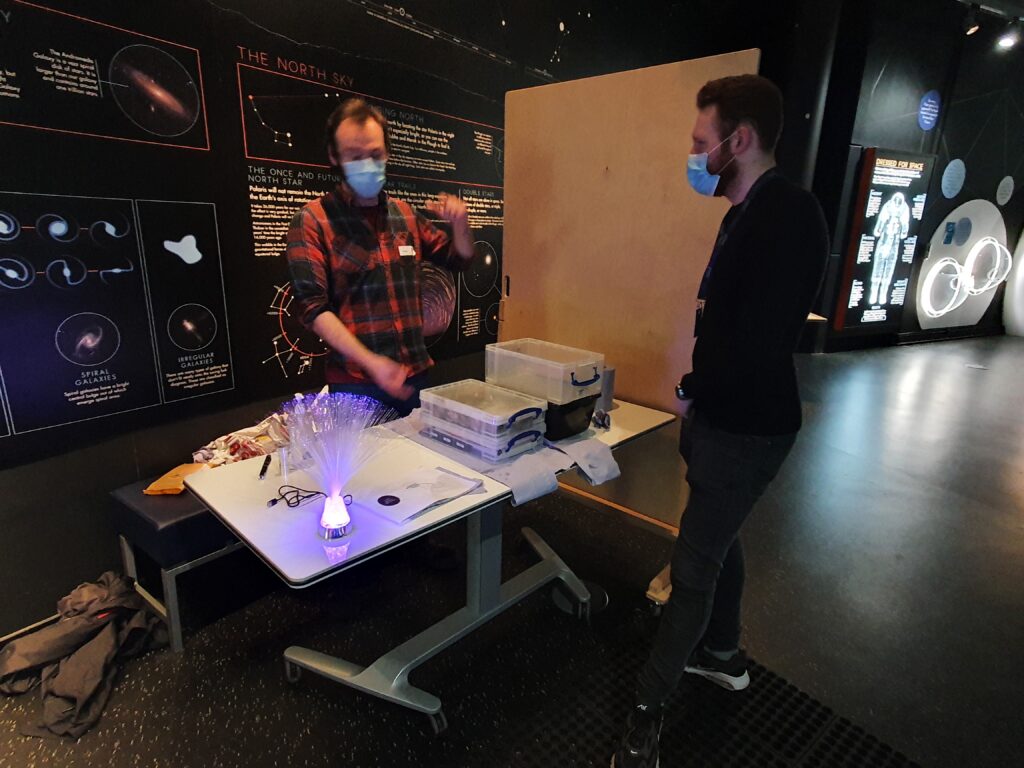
[427,709,448,735]
[284,660,302,684]
[552,580,606,620]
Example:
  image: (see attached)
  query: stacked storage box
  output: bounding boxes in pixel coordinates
[419,380,548,463]
[485,339,605,440]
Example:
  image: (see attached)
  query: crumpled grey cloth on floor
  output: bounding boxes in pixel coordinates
[0,571,166,738]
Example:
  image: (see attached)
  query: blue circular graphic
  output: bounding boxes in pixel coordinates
[918,90,941,131]
[942,159,966,199]
[953,217,973,246]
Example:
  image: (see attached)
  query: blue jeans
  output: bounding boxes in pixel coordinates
[636,409,796,707]
[328,371,429,418]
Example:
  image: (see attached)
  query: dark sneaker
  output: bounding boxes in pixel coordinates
[684,647,750,691]
[611,705,662,768]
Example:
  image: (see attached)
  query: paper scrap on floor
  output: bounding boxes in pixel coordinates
[354,466,485,524]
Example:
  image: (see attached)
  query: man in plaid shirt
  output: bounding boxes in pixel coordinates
[286,98,477,415]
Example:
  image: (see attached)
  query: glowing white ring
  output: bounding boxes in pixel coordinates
[921,257,971,318]
[962,236,1013,295]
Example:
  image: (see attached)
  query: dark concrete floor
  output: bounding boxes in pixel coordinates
[566,335,1024,767]
[739,336,1024,768]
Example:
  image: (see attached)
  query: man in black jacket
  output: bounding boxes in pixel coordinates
[612,75,829,768]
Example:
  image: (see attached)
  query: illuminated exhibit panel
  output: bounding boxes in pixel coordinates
[835,149,936,331]
[916,200,1012,330]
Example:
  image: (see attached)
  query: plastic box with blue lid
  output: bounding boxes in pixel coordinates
[420,415,544,463]
[485,338,605,405]
[419,380,547,438]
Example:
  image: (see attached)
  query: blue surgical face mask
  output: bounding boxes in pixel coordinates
[342,158,387,199]
[686,134,736,197]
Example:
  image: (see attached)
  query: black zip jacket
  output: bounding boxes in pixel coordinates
[681,171,829,436]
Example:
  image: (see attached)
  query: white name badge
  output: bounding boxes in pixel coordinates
[399,245,416,257]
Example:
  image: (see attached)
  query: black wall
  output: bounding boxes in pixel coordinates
[903,14,1024,336]
[0,0,819,635]
[815,0,1024,342]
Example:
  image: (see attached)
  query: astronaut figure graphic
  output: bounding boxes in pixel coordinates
[869,192,911,305]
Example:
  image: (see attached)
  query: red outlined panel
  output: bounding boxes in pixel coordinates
[0,1,209,150]
[237,63,503,188]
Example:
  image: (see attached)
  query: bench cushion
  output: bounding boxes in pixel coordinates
[111,479,236,568]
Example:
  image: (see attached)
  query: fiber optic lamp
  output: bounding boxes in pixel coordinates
[318,492,352,543]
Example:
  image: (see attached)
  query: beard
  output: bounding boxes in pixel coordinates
[711,145,738,197]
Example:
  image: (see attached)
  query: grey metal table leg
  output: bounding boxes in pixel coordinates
[160,568,184,654]
[118,534,138,580]
[283,500,590,731]
[521,526,592,621]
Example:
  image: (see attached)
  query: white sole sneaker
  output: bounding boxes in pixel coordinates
[683,665,750,691]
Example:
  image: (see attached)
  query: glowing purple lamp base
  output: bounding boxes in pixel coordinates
[318,494,352,544]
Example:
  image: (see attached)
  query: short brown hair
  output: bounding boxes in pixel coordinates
[696,75,783,153]
[324,97,391,154]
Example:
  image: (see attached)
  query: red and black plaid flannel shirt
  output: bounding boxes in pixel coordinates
[286,186,471,384]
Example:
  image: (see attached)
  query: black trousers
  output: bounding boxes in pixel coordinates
[636,409,796,707]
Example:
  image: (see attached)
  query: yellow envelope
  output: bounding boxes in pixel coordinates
[143,463,208,495]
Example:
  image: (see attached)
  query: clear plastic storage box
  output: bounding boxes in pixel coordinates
[485,338,605,405]
[421,417,544,463]
[419,380,548,437]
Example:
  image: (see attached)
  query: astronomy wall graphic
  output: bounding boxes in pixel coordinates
[0,0,510,464]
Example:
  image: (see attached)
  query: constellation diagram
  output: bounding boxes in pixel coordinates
[247,94,294,147]
[263,284,328,378]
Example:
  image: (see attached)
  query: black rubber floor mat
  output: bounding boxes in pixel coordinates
[0,495,922,768]
[499,605,920,768]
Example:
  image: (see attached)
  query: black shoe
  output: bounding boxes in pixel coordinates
[684,647,750,691]
[611,705,662,768]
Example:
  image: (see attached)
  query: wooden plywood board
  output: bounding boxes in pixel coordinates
[502,50,760,413]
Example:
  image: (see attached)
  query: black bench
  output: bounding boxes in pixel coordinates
[110,479,242,652]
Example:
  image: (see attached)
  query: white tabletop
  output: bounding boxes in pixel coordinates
[186,400,673,588]
[573,399,676,451]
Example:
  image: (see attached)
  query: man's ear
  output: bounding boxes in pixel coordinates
[734,123,761,156]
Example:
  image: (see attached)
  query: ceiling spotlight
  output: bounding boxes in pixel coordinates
[996,23,1019,50]
[964,4,980,35]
